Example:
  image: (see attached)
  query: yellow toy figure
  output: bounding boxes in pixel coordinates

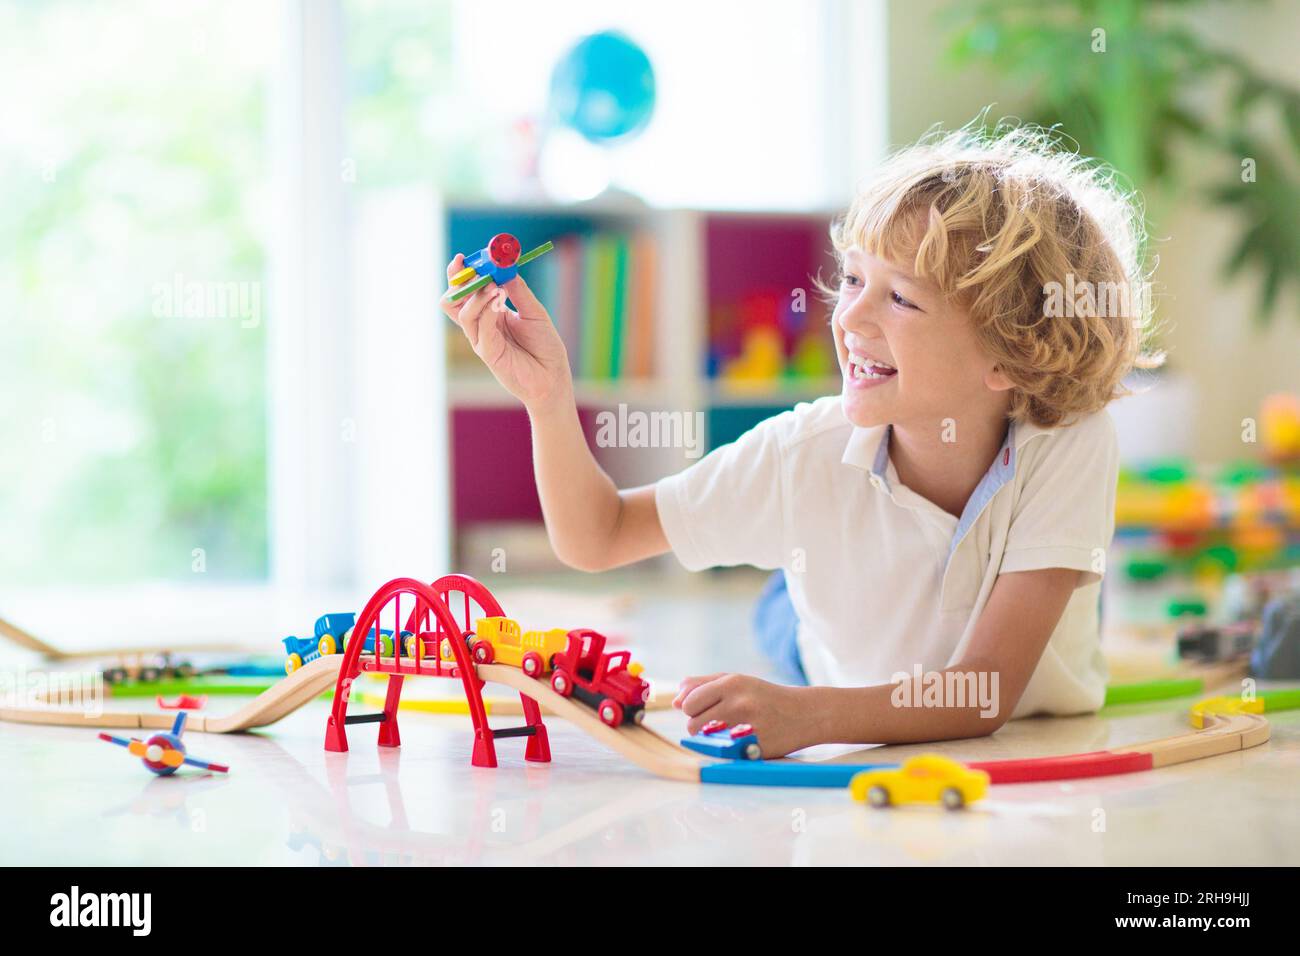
[722,327,784,381]
[1261,393,1300,465]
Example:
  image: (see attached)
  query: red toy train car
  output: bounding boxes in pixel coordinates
[549,628,650,727]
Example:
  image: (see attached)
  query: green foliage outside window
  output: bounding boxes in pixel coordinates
[1,1,269,583]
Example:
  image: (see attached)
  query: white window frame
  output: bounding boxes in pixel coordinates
[269,0,449,594]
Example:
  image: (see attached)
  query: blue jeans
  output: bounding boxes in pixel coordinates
[753,571,808,686]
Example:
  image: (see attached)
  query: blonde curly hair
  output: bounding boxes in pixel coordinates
[817,122,1159,427]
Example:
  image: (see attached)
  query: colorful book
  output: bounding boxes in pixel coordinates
[629,231,657,378]
[609,234,630,379]
[554,234,582,375]
[581,234,616,380]
[579,237,598,379]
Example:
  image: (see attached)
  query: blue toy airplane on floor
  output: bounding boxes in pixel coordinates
[99,711,229,776]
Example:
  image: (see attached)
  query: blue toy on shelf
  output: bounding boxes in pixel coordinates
[681,720,763,761]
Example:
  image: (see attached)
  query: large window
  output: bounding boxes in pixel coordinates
[1,0,275,584]
[1,0,881,596]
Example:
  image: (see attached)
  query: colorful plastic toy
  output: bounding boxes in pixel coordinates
[721,327,784,381]
[312,613,356,657]
[445,233,554,303]
[549,628,650,727]
[103,652,196,686]
[98,712,229,776]
[465,617,570,677]
[324,574,553,768]
[9,574,1275,789]
[283,634,328,674]
[283,612,413,674]
[1176,621,1257,663]
[102,656,283,694]
[156,694,208,710]
[1115,441,1300,584]
[1261,392,1300,464]
[849,754,989,810]
[1166,595,1208,619]
[1189,688,1300,728]
[283,613,353,673]
[681,720,762,760]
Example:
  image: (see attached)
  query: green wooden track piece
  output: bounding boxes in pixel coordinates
[106,676,281,698]
[1102,678,1204,707]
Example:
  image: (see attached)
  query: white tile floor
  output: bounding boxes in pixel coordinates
[1,570,1298,866]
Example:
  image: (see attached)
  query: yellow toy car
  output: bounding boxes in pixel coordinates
[460,617,571,678]
[849,754,989,810]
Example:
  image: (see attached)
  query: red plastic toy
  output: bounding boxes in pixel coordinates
[324,575,550,769]
[549,628,651,727]
[157,694,207,710]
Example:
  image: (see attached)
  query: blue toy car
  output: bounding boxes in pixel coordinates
[681,720,762,761]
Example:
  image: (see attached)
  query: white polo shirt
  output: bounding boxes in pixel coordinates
[654,395,1118,718]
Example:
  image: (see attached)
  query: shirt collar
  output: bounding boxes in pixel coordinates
[841,415,1056,561]
[840,423,891,480]
[948,421,1018,556]
[842,417,1051,488]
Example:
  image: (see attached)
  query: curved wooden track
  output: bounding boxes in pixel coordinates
[0,654,346,733]
[477,663,703,781]
[0,655,1271,787]
[0,613,242,662]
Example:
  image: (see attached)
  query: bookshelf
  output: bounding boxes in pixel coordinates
[442,198,841,570]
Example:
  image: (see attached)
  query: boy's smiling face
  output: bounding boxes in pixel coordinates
[832,246,1011,431]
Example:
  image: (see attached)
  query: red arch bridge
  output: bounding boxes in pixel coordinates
[324,574,550,768]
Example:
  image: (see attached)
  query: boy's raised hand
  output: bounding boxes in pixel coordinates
[441,253,572,411]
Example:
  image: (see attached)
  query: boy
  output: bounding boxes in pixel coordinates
[441,126,1149,757]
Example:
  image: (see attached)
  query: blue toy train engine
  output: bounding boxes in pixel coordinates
[281,613,414,674]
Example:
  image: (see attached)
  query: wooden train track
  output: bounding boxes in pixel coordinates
[0,653,347,733]
[0,613,244,662]
[0,653,1272,787]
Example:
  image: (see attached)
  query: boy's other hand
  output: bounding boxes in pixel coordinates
[675,672,814,758]
[441,254,573,411]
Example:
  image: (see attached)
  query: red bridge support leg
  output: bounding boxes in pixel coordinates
[324,714,348,753]
[471,726,498,768]
[325,674,356,752]
[520,694,551,763]
[377,674,404,748]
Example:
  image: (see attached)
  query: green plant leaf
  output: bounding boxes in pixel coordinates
[942,0,1300,327]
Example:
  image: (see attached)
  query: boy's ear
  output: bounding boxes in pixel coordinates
[984,365,1015,392]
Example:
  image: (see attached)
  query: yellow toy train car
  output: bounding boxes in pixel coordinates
[469,617,570,677]
[403,617,579,678]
